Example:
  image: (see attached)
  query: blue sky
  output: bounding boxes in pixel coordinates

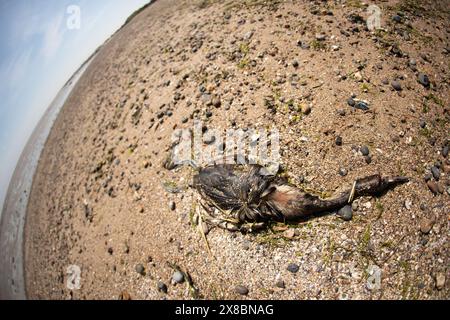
[0,0,149,208]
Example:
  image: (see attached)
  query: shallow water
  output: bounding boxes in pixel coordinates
[0,58,93,299]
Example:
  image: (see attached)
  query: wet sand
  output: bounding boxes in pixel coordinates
[0,59,93,299]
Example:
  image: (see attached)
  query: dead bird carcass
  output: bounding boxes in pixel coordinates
[193,164,408,233]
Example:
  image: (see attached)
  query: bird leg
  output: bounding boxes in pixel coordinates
[266,174,409,220]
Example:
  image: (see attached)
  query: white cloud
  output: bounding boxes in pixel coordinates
[41,14,65,59]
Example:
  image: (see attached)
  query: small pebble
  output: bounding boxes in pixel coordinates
[442,145,449,158]
[287,263,299,273]
[436,273,445,290]
[172,271,184,284]
[315,33,326,41]
[276,280,285,289]
[157,282,168,294]
[337,205,353,221]
[418,73,430,87]
[301,105,312,115]
[338,168,348,177]
[426,180,439,195]
[347,97,355,107]
[391,80,402,91]
[335,136,343,146]
[360,145,370,156]
[392,15,402,23]
[431,166,440,181]
[354,101,369,110]
[135,264,145,276]
[419,120,426,128]
[420,217,434,234]
[169,201,176,211]
[404,199,412,210]
[234,285,249,295]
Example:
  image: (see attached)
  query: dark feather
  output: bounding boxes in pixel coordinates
[193,164,408,225]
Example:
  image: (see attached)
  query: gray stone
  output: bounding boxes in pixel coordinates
[360,145,370,156]
[431,166,440,181]
[337,205,353,221]
[315,33,326,41]
[243,31,254,40]
[442,145,449,158]
[339,168,348,177]
[392,15,402,23]
[354,101,369,110]
[347,97,355,107]
[135,264,145,275]
[391,80,402,91]
[234,285,249,295]
[418,73,430,87]
[172,271,184,284]
[157,281,168,293]
[287,263,299,273]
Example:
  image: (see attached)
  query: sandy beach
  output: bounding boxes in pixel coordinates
[24,0,449,299]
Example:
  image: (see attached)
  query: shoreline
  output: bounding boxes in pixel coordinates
[0,55,94,299]
[0,0,156,300]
